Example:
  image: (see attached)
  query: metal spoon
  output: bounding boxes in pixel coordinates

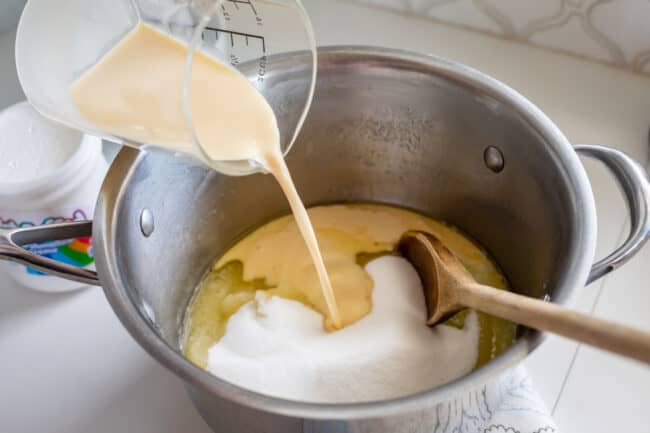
[398,230,650,365]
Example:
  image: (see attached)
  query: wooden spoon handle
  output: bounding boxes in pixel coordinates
[457,283,650,365]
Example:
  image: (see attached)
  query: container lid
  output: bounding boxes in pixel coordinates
[0,102,106,206]
[0,101,83,184]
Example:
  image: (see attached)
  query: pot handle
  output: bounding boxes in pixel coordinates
[0,221,100,285]
[575,144,650,284]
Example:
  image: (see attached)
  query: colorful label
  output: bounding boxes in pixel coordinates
[1,209,94,276]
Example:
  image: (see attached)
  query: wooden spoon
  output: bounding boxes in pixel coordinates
[398,230,650,365]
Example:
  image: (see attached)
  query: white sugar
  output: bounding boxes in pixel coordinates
[207,256,479,403]
[0,102,81,183]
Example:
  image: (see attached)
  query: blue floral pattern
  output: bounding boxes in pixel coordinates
[428,366,558,433]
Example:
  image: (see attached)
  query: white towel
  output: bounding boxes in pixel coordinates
[430,365,558,433]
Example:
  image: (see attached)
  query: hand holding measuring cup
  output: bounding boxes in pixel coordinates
[16,0,317,175]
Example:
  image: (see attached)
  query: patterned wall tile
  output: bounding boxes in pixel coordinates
[413,0,505,34]
[590,0,650,70]
[353,0,650,76]
[473,0,562,35]
[526,7,621,63]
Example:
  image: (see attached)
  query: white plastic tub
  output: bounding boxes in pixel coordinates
[0,101,107,292]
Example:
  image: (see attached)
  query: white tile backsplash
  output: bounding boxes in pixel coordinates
[353,0,650,76]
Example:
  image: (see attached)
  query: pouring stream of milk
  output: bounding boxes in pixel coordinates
[70,22,342,328]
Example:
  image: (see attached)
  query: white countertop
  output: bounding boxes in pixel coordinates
[2,1,650,432]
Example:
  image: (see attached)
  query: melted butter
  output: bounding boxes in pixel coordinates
[184,203,517,369]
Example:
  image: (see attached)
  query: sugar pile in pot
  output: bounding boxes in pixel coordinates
[206,256,479,403]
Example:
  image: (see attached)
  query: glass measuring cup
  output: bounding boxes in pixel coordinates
[15,0,316,175]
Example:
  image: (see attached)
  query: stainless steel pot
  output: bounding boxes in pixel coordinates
[2,47,650,433]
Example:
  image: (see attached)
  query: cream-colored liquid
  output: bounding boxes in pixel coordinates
[183,204,517,371]
[70,22,341,327]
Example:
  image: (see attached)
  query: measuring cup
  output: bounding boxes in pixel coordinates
[15,0,316,175]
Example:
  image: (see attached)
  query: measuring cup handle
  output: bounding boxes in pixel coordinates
[0,221,100,286]
[575,144,650,284]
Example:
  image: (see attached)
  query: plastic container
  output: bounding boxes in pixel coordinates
[15,0,316,175]
[0,102,108,292]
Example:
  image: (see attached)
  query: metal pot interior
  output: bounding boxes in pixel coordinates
[96,47,595,410]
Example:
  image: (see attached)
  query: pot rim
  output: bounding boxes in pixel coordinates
[94,46,597,419]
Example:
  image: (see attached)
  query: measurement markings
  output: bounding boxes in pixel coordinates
[203,26,266,52]
[224,0,259,16]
